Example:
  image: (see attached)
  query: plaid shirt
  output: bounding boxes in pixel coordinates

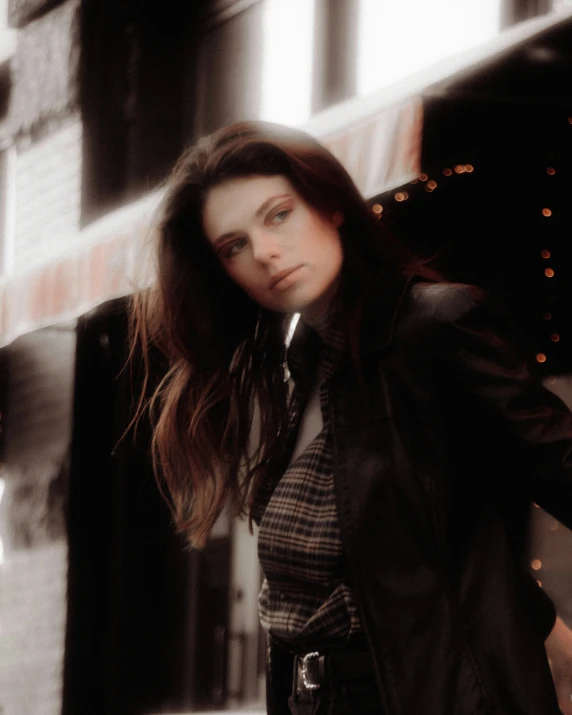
[253,315,363,651]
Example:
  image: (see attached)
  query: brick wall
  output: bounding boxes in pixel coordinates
[552,0,572,11]
[9,0,79,135]
[0,542,68,715]
[13,115,82,272]
[0,325,75,715]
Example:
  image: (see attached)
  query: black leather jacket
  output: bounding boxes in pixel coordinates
[266,277,572,715]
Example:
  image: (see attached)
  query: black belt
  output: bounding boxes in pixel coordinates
[292,647,375,699]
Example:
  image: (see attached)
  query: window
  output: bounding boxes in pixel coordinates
[195,0,318,131]
[357,0,503,97]
[81,0,201,223]
[260,0,315,124]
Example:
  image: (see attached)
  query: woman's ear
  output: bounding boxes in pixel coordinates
[333,210,344,228]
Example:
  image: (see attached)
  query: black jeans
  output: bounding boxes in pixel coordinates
[287,676,383,714]
[284,642,384,715]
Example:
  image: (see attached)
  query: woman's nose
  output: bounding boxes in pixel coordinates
[251,230,281,263]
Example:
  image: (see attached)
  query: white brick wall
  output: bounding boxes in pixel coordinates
[0,542,68,715]
[14,116,82,272]
[0,326,75,715]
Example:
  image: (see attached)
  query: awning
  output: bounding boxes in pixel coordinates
[0,190,162,346]
[1,7,571,347]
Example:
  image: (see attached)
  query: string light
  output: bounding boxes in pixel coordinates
[375,144,565,391]
[531,559,542,570]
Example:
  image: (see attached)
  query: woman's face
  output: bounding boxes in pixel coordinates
[202,175,344,321]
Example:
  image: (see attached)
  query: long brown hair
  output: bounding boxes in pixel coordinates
[129,120,439,548]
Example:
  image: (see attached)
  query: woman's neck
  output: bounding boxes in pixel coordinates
[299,275,342,337]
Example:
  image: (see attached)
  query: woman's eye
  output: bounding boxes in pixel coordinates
[223,238,247,259]
[271,209,291,224]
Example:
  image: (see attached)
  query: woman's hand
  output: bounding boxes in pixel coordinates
[546,615,572,714]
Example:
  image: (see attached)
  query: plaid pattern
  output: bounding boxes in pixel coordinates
[254,315,363,650]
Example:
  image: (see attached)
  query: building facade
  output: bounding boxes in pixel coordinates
[0,1,569,714]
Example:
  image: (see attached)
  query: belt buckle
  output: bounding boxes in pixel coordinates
[300,651,321,691]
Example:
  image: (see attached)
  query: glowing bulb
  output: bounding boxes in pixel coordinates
[551,333,560,342]
[427,180,437,190]
[542,208,552,217]
[464,164,474,172]
[541,249,551,259]
[547,167,556,175]
[536,353,547,363]
[537,580,542,587]
[442,168,452,176]
[531,559,542,570]
[372,204,383,214]
[419,173,428,182]
[545,268,555,278]
[454,165,465,174]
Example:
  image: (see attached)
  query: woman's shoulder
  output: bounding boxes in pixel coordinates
[407,280,489,324]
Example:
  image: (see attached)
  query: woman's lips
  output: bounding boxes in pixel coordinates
[269,265,303,291]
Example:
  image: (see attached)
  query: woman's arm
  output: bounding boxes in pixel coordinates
[434,284,572,529]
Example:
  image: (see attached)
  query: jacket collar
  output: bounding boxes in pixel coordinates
[286,273,416,374]
[287,309,347,385]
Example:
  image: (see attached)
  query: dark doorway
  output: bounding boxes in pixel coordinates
[62,296,231,715]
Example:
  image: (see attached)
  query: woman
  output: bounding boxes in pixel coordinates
[130,120,572,714]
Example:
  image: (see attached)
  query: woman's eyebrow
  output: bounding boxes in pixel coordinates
[254,193,292,219]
